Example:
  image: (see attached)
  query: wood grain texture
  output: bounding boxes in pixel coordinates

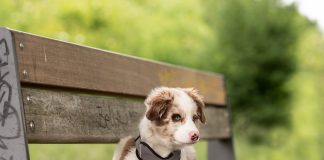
[12,30,226,106]
[21,87,230,143]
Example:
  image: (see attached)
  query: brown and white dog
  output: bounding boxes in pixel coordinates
[113,87,206,160]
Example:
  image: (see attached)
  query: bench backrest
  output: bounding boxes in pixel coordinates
[0,27,235,160]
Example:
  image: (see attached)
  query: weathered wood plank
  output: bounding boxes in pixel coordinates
[21,87,230,143]
[12,30,226,106]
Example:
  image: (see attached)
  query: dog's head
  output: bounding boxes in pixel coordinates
[144,87,206,148]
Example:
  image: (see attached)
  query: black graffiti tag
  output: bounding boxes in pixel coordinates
[0,38,20,160]
[0,155,13,160]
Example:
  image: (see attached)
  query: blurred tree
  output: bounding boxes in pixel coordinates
[202,0,300,142]
[0,0,212,69]
[2,0,324,159]
[0,0,317,145]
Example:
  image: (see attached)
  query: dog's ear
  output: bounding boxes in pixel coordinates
[182,88,206,124]
[145,87,174,121]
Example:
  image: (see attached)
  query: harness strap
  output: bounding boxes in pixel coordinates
[135,136,181,160]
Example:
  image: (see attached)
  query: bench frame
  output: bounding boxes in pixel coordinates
[0,27,235,160]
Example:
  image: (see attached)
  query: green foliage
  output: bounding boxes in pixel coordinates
[235,25,324,160]
[0,0,212,68]
[1,0,324,159]
[203,0,301,135]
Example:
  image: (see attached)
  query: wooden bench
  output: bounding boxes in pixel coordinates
[0,27,235,160]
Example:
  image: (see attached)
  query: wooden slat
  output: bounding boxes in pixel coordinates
[21,87,230,143]
[12,30,226,106]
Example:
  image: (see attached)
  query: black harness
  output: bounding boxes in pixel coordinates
[135,136,181,160]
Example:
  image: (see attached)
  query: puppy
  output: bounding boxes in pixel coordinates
[113,87,206,160]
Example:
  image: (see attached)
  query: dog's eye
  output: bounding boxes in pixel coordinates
[172,114,182,122]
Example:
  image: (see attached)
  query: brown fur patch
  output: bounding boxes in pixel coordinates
[153,106,186,139]
[154,119,170,126]
[120,137,135,160]
[181,88,206,124]
[145,89,174,122]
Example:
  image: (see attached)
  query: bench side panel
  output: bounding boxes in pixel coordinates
[0,28,29,160]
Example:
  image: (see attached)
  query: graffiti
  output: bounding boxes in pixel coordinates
[0,38,22,159]
[96,105,141,129]
[0,155,13,160]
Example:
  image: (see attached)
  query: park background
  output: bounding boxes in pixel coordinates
[1,0,323,159]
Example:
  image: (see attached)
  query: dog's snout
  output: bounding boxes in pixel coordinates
[189,131,200,142]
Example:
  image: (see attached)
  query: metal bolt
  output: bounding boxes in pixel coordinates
[19,42,24,49]
[29,121,35,132]
[26,96,31,102]
[22,70,28,78]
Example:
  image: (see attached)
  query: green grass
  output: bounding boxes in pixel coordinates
[29,144,115,160]
[29,141,206,160]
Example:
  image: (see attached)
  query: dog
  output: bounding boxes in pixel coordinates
[113,87,206,160]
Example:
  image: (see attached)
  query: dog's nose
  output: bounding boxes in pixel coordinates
[189,131,200,142]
